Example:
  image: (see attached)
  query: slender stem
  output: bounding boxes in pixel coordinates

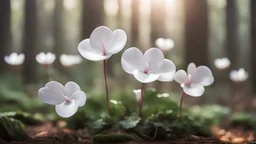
[139,83,145,118]
[45,65,50,81]
[103,60,111,114]
[179,91,185,120]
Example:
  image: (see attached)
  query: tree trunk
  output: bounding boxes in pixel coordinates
[131,0,140,45]
[184,0,209,66]
[150,0,166,45]
[0,0,11,73]
[251,0,256,93]
[81,0,104,83]
[23,0,38,84]
[226,0,238,70]
[81,0,104,39]
[53,0,64,70]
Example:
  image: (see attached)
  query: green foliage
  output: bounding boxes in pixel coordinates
[66,110,92,129]
[231,113,256,130]
[0,111,43,125]
[0,116,27,141]
[119,116,141,130]
[189,105,230,126]
[93,133,137,143]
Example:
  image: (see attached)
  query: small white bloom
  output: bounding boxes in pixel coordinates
[174,63,214,97]
[36,52,56,65]
[60,54,83,67]
[214,57,230,70]
[133,89,141,102]
[229,68,248,82]
[157,93,170,98]
[121,48,176,83]
[38,81,86,118]
[78,26,127,61]
[155,38,175,52]
[4,53,25,65]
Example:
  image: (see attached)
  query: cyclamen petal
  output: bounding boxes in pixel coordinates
[55,100,78,118]
[187,63,196,75]
[183,84,205,97]
[89,26,113,54]
[154,59,176,82]
[107,29,127,54]
[78,39,111,61]
[133,70,159,83]
[191,66,214,86]
[38,81,65,105]
[121,48,145,74]
[174,70,188,84]
[144,48,164,70]
[65,82,81,97]
[71,91,86,107]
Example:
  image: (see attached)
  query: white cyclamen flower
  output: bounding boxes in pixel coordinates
[36,52,56,65]
[133,89,141,102]
[155,38,175,52]
[229,68,248,82]
[38,81,86,118]
[214,57,230,70]
[174,63,214,97]
[121,48,176,83]
[4,53,25,65]
[78,26,127,61]
[60,54,82,67]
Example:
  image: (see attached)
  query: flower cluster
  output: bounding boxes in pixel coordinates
[35,26,218,119]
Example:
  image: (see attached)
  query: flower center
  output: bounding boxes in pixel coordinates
[144,67,149,74]
[62,93,71,103]
[184,74,192,87]
[64,96,71,103]
[102,41,107,56]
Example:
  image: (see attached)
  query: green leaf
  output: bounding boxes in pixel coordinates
[0,116,27,141]
[119,116,141,129]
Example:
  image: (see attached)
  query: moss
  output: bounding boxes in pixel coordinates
[0,116,27,141]
[231,113,256,130]
[93,133,137,143]
[0,111,43,125]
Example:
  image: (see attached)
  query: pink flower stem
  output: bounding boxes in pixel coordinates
[44,65,51,81]
[138,83,145,118]
[179,91,185,121]
[103,60,111,115]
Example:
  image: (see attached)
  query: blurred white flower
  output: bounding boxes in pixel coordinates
[174,63,214,97]
[157,93,170,98]
[38,81,86,118]
[133,89,141,102]
[36,52,56,65]
[155,38,175,52]
[60,54,82,67]
[214,57,230,70]
[229,68,248,82]
[4,53,25,65]
[121,48,176,83]
[78,26,127,61]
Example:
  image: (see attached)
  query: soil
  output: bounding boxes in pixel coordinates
[0,122,255,144]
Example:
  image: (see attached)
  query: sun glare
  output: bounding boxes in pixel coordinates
[64,0,76,10]
[105,0,119,16]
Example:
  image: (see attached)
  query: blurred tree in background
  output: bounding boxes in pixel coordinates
[23,0,38,84]
[184,0,209,66]
[0,0,11,73]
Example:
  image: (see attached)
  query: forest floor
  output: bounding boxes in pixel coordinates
[1,121,255,144]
